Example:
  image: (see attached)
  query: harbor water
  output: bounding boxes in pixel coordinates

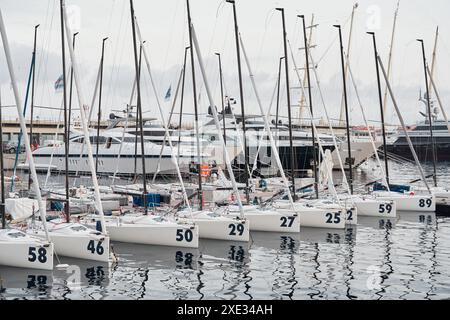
[1,160,450,300]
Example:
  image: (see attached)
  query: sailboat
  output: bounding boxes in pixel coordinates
[338,49,397,218]
[369,38,435,212]
[83,0,201,248]
[221,8,343,231]
[258,12,349,230]
[172,0,249,241]
[384,29,450,215]
[292,21,397,220]
[18,0,112,263]
[0,8,54,270]
[205,0,300,234]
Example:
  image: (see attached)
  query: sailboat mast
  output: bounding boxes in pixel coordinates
[0,8,50,240]
[129,0,148,212]
[0,89,5,229]
[151,61,185,183]
[382,0,400,115]
[276,8,296,200]
[67,32,78,157]
[346,57,390,191]
[10,31,35,193]
[96,37,108,173]
[133,43,143,180]
[275,57,284,131]
[427,65,450,133]
[377,54,431,193]
[59,1,70,222]
[339,3,358,125]
[418,39,437,187]
[215,53,227,145]
[300,15,319,199]
[368,32,390,186]
[428,27,439,98]
[239,34,298,210]
[61,0,107,231]
[335,24,353,194]
[191,25,245,214]
[178,46,189,162]
[28,24,39,190]
[186,0,203,210]
[226,0,250,203]
[299,14,314,124]
[135,19,194,211]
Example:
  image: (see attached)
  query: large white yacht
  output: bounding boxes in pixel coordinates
[21,129,209,176]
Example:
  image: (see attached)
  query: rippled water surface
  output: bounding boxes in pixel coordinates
[1,161,450,300]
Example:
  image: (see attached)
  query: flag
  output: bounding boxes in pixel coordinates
[164,85,172,101]
[54,74,64,92]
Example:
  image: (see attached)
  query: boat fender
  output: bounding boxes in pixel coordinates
[110,246,118,263]
[96,220,103,232]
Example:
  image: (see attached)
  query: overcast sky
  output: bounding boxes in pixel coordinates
[1,0,450,127]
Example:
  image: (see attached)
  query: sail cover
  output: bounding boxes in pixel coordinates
[5,198,39,221]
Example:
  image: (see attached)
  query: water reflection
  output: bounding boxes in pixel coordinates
[1,215,449,300]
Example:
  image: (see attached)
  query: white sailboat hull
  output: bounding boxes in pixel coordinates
[336,195,396,219]
[299,207,346,229]
[0,229,54,270]
[373,192,436,212]
[433,190,450,205]
[344,206,358,225]
[0,242,54,270]
[48,233,110,262]
[412,187,450,206]
[29,222,111,262]
[274,202,346,229]
[178,212,249,241]
[87,215,200,248]
[227,205,300,233]
[354,198,397,218]
[106,223,199,248]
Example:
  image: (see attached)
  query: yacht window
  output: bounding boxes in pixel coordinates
[71,137,84,143]
[416,125,448,131]
[145,131,166,137]
[106,137,113,149]
[90,136,107,144]
[123,137,142,143]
